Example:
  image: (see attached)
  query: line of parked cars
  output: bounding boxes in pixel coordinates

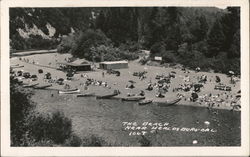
[16,70,38,81]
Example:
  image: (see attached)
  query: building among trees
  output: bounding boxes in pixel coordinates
[99,60,128,70]
[57,59,92,71]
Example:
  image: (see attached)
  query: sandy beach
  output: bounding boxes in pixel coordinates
[10,51,241,110]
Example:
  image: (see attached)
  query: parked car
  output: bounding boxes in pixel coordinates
[214,84,231,91]
[56,78,64,85]
[31,75,38,81]
[23,72,31,78]
[17,70,23,76]
[38,69,43,73]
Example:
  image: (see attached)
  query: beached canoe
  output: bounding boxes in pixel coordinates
[59,88,80,94]
[96,93,118,99]
[214,85,231,91]
[76,92,95,97]
[121,96,145,101]
[10,65,24,69]
[23,83,39,88]
[158,98,181,107]
[138,99,153,105]
[33,84,52,89]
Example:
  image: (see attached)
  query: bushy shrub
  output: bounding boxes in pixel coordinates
[161,50,177,63]
[72,29,111,60]
[28,35,58,49]
[139,56,150,65]
[28,111,72,144]
[49,111,72,143]
[119,41,141,52]
[90,45,139,62]
[57,29,111,60]
[11,34,58,51]
[117,50,139,60]
[64,134,82,146]
[57,34,76,53]
[10,77,34,146]
[150,42,166,57]
[57,29,139,62]
[10,34,28,50]
[81,135,107,146]
[139,136,152,146]
[149,42,177,63]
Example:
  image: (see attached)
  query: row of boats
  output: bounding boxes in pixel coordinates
[23,83,52,89]
[22,83,181,106]
[59,88,181,106]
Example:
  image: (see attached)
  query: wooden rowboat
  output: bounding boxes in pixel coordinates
[138,99,153,105]
[76,92,95,97]
[158,98,181,107]
[10,64,24,68]
[121,96,145,101]
[23,83,39,88]
[96,93,118,99]
[11,65,24,69]
[59,88,80,94]
[33,84,52,89]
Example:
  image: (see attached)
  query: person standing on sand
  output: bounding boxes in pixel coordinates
[102,71,105,78]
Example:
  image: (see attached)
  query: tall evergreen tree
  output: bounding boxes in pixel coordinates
[228,29,240,58]
[96,10,107,32]
[198,15,209,40]
[207,19,225,57]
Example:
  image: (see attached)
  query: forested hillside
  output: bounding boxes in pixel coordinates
[10,7,240,74]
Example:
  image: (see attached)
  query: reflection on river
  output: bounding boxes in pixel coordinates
[33,90,240,146]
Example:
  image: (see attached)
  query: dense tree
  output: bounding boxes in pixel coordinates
[66,29,110,60]
[144,7,161,48]
[229,29,240,58]
[207,19,225,57]
[10,7,240,74]
[10,8,94,38]
[10,76,34,145]
[95,10,106,32]
[95,8,139,46]
[222,7,240,58]
[190,15,209,42]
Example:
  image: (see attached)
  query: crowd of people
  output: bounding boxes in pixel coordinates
[131,67,241,110]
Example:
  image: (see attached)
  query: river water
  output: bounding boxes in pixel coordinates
[32,90,241,146]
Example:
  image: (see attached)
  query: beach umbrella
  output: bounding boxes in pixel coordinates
[229,71,234,75]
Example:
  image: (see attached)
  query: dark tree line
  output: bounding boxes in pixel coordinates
[10,7,240,74]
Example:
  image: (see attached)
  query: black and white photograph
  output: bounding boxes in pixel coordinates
[1,0,249,156]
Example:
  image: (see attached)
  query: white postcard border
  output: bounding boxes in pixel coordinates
[1,0,249,156]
